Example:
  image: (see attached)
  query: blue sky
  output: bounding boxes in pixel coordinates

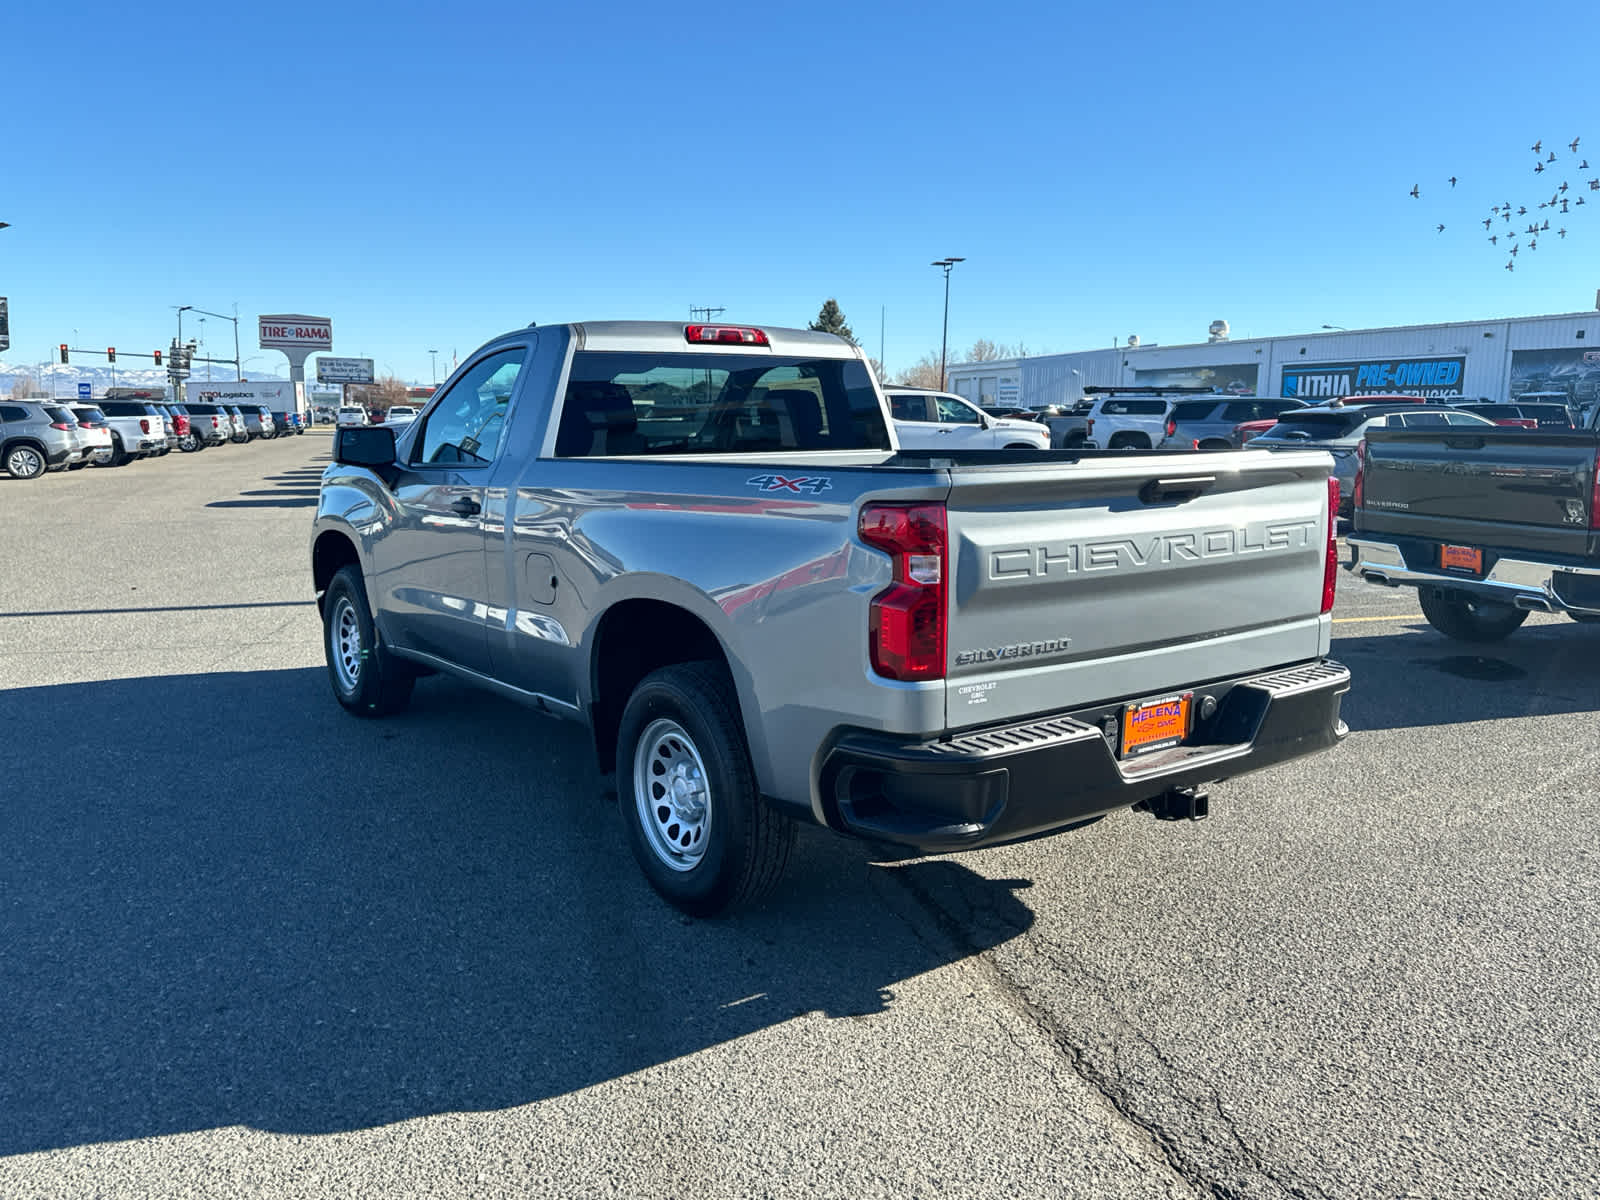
[4,0,1598,383]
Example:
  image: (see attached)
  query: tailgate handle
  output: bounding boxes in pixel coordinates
[1139,475,1217,505]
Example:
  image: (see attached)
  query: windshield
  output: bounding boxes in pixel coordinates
[556,352,889,456]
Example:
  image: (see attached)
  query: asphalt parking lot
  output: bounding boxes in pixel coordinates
[2,436,1597,1199]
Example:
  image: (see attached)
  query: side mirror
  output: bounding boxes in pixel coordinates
[336,425,397,469]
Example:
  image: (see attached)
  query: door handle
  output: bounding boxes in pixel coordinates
[1139,475,1217,505]
[451,496,481,516]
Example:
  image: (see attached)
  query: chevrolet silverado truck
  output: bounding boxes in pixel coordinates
[1348,406,1600,640]
[311,321,1350,915]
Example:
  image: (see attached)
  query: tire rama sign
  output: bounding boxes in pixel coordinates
[1281,356,1465,401]
[259,314,333,351]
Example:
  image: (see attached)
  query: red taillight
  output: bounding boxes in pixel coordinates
[1165,417,1177,438]
[211,416,219,429]
[1322,475,1340,614]
[49,422,74,431]
[685,324,769,346]
[139,418,150,433]
[1085,418,1095,436]
[860,502,947,681]
[1590,449,1600,530]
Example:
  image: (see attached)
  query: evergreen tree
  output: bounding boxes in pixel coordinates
[808,299,855,343]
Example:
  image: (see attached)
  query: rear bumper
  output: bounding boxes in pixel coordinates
[818,660,1351,852]
[1349,536,1600,616]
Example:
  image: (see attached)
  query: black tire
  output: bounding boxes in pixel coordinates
[616,662,794,916]
[98,435,130,467]
[178,433,199,452]
[1419,589,1529,643]
[4,443,47,479]
[1108,433,1149,451]
[1003,442,1037,450]
[322,565,416,716]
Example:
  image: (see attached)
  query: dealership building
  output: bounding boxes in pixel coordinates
[945,309,1600,411]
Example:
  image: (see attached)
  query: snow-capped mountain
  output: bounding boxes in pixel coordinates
[0,358,285,398]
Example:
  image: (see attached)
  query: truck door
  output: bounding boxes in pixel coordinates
[371,346,529,674]
[931,395,999,448]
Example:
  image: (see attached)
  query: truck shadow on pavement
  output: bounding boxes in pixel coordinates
[0,668,1034,1156]
[1335,621,1600,731]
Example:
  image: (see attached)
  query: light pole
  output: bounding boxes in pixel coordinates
[931,257,965,391]
[429,349,439,386]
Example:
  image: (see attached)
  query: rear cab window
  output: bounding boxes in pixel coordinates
[555,352,889,456]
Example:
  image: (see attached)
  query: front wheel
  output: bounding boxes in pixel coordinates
[1419,589,1529,642]
[5,444,46,479]
[322,565,416,716]
[616,662,794,916]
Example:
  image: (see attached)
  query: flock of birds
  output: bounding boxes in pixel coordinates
[1410,137,1595,272]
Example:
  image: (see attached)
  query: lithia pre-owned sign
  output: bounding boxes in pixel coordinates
[259,314,333,351]
[1281,356,1465,401]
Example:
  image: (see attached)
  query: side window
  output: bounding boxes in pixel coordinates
[412,348,525,466]
[935,396,981,424]
[1222,401,1261,422]
[1398,412,1448,428]
[1444,411,1488,426]
[890,394,929,421]
[0,405,26,422]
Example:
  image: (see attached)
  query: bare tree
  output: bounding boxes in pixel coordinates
[8,372,42,399]
[895,352,947,390]
[348,375,412,417]
[966,338,1003,362]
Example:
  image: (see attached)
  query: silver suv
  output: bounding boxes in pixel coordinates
[0,401,86,478]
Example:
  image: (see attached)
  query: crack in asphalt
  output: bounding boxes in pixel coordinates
[885,863,1335,1200]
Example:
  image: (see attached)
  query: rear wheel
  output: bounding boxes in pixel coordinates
[322,565,416,716]
[1419,589,1529,642]
[4,444,46,479]
[98,435,130,467]
[1003,442,1038,450]
[616,662,794,916]
[1108,433,1150,451]
[178,433,199,452]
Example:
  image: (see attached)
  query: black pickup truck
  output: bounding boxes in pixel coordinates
[1347,407,1600,640]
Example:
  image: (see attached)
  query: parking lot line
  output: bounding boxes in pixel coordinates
[1332,613,1424,624]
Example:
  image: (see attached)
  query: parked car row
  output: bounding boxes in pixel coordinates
[0,397,307,479]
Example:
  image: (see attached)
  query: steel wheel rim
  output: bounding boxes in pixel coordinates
[7,447,42,477]
[331,596,363,692]
[633,718,712,872]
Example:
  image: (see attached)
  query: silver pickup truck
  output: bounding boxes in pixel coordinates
[312,321,1350,915]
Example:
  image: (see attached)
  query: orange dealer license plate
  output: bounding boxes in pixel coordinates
[1440,544,1484,574]
[1121,694,1192,757]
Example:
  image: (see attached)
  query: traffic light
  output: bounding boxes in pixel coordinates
[59,344,68,364]
[153,349,162,366]
[107,347,116,363]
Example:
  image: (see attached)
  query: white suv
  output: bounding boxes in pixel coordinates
[1082,395,1175,450]
[884,388,1050,451]
[337,406,369,428]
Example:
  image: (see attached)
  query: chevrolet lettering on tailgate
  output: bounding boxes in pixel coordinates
[989,519,1320,580]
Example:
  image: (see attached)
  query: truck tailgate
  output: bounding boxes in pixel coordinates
[1359,428,1599,559]
[944,450,1333,730]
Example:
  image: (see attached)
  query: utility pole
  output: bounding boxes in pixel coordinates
[931,257,965,391]
[429,349,439,385]
[880,306,885,380]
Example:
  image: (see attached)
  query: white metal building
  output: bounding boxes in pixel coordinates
[946,310,1600,411]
